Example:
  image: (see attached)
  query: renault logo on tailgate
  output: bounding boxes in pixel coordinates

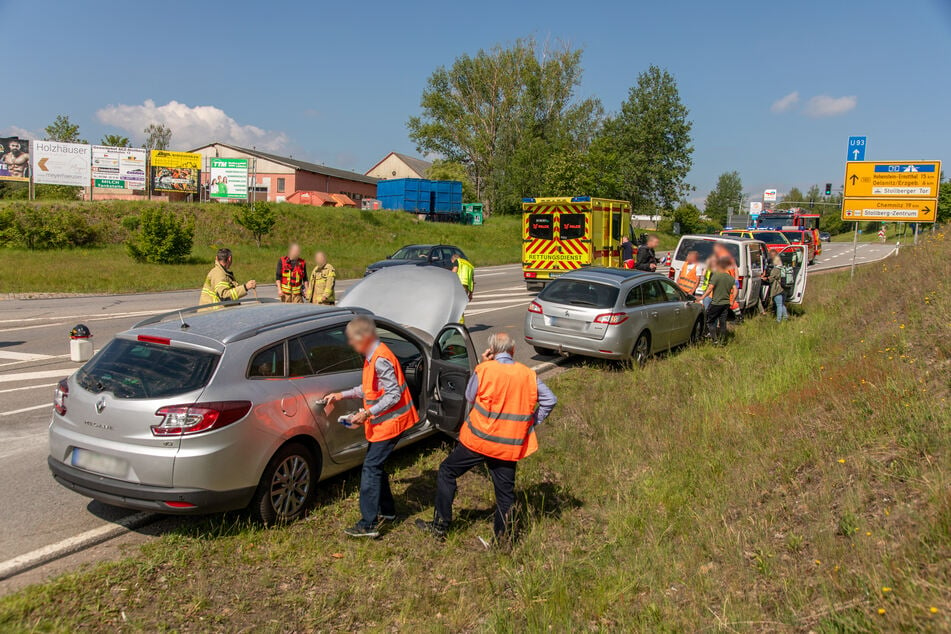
[95,397,106,414]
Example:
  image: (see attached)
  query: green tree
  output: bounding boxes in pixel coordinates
[937,181,951,225]
[590,66,693,215]
[803,185,821,211]
[704,171,743,226]
[234,201,276,247]
[144,123,172,151]
[44,114,87,143]
[101,134,130,147]
[777,187,805,209]
[426,159,476,202]
[408,38,602,214]
[658,202,704,235]
[126,207,195,264]
[540,148,597,197]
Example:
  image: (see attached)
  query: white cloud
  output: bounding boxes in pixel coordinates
[0,125,43,140]
[803,95,857,118]
[770,91,800,113]
[96,100,290,152]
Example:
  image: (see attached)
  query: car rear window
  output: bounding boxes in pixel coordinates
[538,280,619,308]
[780,231,803,242]
[76,338,219,399]
[675,238,739,263]
[752,232,787,244]
[527,214,553,240]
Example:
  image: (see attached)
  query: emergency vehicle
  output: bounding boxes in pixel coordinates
[522,196,630,290]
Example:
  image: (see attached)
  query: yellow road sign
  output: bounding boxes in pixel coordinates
[841,198,937,223]
[843,160,941,198]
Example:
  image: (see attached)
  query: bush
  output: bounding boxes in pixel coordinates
[233,201,276,247]
[126,207,195,264]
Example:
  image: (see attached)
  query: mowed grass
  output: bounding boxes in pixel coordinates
[0,202,521,294]
[1,233,948,631]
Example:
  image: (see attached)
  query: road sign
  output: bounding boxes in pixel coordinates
[847,136,867,161]
[844,160,941,198]
[842,198,936,223]
[763,188,777,202]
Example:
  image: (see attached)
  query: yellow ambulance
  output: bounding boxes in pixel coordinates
[522,196,630,290]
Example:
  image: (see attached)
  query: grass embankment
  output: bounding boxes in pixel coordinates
[1,235,948,631]
[830,225,932,243]
[0,202,521,294]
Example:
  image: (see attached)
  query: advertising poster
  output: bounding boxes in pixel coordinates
[32,141,91,187]
[0,137,31,181]
[92,146,148,190]
[150,150,201,194]
[209,157,249,200]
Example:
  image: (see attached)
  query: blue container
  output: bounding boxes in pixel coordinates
[377,178,461,213]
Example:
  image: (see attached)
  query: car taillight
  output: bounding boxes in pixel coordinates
[137,335,171,345]
[151,401,252,436]
[594,312,629,325]
[528,301,543,314]
[524,271,537,279]
[53,379,68,415]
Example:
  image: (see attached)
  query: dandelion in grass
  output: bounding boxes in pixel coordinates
[814,559,821,565]
[878,608,887,615]
[882,587,891,593]
[866,531,871,536]
[931,607,939,614]
[899,324,905,329]
[838,459,846,464]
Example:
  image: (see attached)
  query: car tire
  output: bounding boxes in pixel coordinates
[533,346,554,356]
[250,442,319,525]
[632,331,651,367]
[690,317,705,345]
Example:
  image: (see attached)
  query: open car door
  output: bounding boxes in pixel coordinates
[777,245,808,304]
[427,323,477,436]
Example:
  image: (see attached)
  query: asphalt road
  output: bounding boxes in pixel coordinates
[0,241,896,576]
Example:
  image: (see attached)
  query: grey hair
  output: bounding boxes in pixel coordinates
[346,315,377,338]
[487,332,515,356]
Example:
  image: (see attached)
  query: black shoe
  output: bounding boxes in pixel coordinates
[344,524,380,538]
[377,513,399,525]
[414,518,448,540]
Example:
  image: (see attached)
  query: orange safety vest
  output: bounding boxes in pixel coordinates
[362,342,419,442]
[279,257,307,295]
[677,263,700,294]
[459,361,539,462]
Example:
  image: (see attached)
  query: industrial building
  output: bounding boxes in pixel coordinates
[190,142,378,203]
[365,152,432,181]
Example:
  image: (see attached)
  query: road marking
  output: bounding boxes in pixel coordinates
[0,369,71,383]
[0,382,56,395]
[0,351,57,362]
[0,511,156,581]
[468,302,532,316]
[0,309,159,326]
[468,297,533,307]
[0,403,50,416]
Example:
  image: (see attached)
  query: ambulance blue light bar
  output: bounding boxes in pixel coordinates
[522,198,536,203]
[571,196,591,202]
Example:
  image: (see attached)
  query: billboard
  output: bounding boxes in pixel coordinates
[0,137,31,181]
[763,188,778,203]
[32,141,91,187]
[150,150,201,194]
[92,146,147,190]
[209,157,249,200]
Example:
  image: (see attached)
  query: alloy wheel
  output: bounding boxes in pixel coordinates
[269,455,311,520]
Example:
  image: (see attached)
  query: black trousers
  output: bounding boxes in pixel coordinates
[705,304,730,342]
[435,443,517,538]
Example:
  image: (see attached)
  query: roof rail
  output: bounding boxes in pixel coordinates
[132,298,280,329]
[220,306,371,344]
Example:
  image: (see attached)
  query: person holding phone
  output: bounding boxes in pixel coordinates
[416,332,556,544]
[325,316,419,538]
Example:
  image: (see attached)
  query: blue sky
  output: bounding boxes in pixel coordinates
[2,0,949,202]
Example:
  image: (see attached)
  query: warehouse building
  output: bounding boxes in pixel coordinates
[190,142,378,203]
[365,151,432,181]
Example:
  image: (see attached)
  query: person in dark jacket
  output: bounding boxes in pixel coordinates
[619,236,635,269]
[634,235,659,271]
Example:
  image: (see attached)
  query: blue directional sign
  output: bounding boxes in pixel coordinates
[847,136,867,161]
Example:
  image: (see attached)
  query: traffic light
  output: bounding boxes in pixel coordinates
[825,183,832,196]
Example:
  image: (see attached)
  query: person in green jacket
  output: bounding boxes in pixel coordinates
[451,254,474,300]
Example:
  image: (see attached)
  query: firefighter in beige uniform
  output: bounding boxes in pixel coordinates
[199,248,257,306]
[306,251,336,305]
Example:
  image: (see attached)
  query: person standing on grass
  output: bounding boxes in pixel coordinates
[325,316,419,539]
[306,251,336,305]
[276,243,307,303]
[199,248,257,306]
[764,254,788,323]
[635,235,660,271]
[697,257,735,344]
[416,333,556,545]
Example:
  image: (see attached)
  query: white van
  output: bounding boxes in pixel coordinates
[668,235,807,309]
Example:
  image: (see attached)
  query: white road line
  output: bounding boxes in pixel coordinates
[468,297,533,307]
[0,351,57,362]
[0,403,50,416]
[0,382,56,395]
[0,369,72,384]
[467,302,532,316]
[0,511,156,581]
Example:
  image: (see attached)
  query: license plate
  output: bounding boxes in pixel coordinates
[70,448,128,478]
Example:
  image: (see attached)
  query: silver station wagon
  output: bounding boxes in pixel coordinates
[524,268,705,363]
[48,268,476,523]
